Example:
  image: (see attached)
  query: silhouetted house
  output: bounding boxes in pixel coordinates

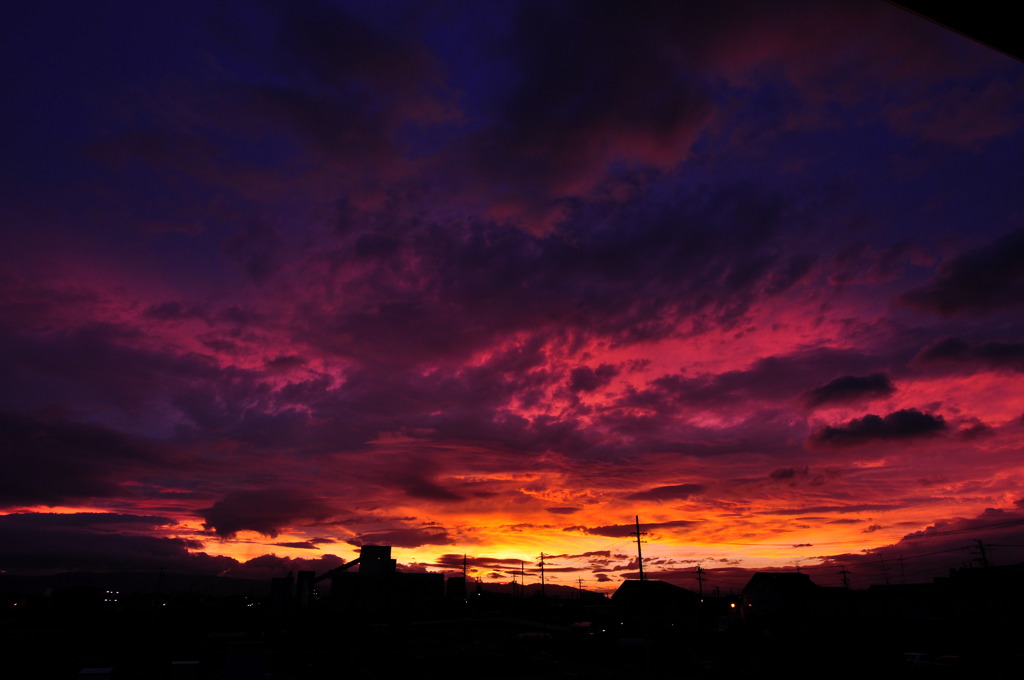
[848,563,1024,628]
[860,582,937,622]
[936,562,1024,619]
[445,575,467,603]
[611,579,701,631]
[741,572,820,624]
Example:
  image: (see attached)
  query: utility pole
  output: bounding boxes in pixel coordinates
[521,560,526,595]
[539,553,546,597]
[695,565,706,597]
[879,555,890,586]
[972,539,991,568]
[840,566,851,589]
[578,577,583,600]
[463,554,467,580]
[633,515,647,581]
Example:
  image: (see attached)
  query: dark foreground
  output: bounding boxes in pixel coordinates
[3,600,1022,680]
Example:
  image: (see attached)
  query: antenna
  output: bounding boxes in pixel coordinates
[633,515,648,581]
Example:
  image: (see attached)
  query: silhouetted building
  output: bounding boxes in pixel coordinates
[611,579,701,630]
[741,572,819,625]
[295,570,315,609]
[269,573,294,611]
[357,545,397,575]
[446,575,467,603]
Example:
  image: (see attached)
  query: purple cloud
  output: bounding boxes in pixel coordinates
[0,512,234,575]
[626,484,706,502]
[347,527,453,549]
[545,506,582,515]
[199,488,334,538]
[0,411,162,508]
[915,337,1024,372]
[568,364,619,393]
[901,228,1024,316]
[804,374,896,409]
[770,466,808,481]
[809,409,947,448]
[567,519,700,538]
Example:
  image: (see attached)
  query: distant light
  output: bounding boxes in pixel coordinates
[729,603,736,608]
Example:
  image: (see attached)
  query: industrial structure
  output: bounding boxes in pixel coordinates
[271,545,445,620]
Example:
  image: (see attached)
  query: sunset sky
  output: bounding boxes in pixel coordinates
[3,1,1023,593]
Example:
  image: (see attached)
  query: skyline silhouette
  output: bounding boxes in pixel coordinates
[6,542,1023,678]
